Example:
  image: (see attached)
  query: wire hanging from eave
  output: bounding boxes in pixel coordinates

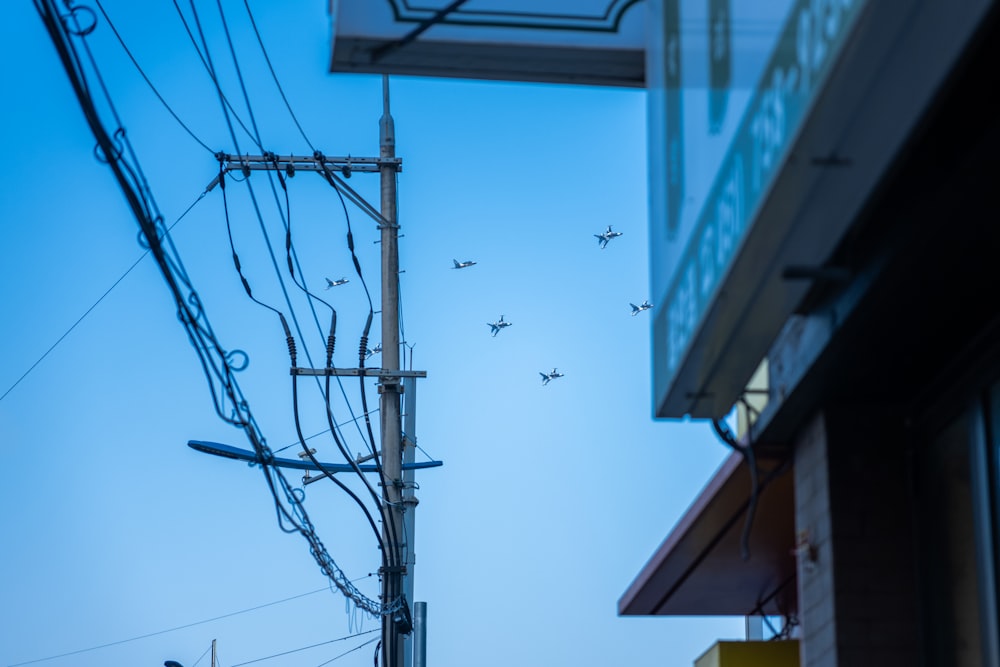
[711,417,760,562]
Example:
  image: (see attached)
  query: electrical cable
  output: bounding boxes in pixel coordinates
[6,586,330,666]
[170,0,258,148]
[187,643,214,667]
[0,187,208,404]
[314,159,405,600]
[261,156,382,465]
[92,0,213,153]
[205,12,346,429]
[229,629,379,667]
[314,159,384,458]
[221,155,384,513]
[210,0,400,582]
[219,168,286,320]
[186,0,257,156]
[314,159,390,482]
[272,409,379,455]
[314,636,381,667]
[241,0,315,151]
[35,0,402,618]
[292,372,388,552]
[711,417,759,562]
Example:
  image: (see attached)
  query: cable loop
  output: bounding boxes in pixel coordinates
[93,130,124,164]
[62,4,97,36]
[186,293,205,321]
[225,349,250,372]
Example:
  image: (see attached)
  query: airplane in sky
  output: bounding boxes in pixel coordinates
[452,259,477,269]
[539,368,564,385]
[594,225,623,249]
[487,315,512,337]
[630,300,653,316]
[365,342,382,360]
[325,277,349,289]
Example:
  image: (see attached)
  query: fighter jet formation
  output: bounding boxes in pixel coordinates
[487,315,512,337]
[539,368,564,386]
[445,223,635,385]
[325,277,349,289]
[594,225,623,249]
[630,300,653,316]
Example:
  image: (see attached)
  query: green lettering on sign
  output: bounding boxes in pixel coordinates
[657,0,866,388]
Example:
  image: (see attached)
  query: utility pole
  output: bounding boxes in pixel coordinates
[201,76,423,667]
[402,376,420,667]
[378,73,406,667]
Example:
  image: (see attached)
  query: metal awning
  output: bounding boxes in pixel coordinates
[328,0,646,87]
[619,450,796,616]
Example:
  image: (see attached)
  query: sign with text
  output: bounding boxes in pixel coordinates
[649,0,867,417]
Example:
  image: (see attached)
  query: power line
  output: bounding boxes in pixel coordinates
[170,0,257,148]
[6,586,330,666]
[229,629,379,667]
[36,0,404,619]
[187,643,214,667]
[0,188,209,404]
[272,409,380,455]
[241,0,315,151]
[93,0,214,153]
[316,637,382,667]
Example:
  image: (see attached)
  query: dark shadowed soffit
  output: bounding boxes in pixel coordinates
[619,450,796,616]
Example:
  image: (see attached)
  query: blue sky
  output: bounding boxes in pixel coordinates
[0,2,743,666]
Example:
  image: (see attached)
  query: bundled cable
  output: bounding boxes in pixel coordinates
[35,0,403,618]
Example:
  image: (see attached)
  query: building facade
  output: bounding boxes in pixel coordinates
[328,1,1000,664]
[623,1,1000,665]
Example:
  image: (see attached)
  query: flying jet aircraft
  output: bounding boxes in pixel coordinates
[630,300,653,316]
[325,277,349,289]
[452,259,477,269]
[539,368,564,385]
[487,315,512,337]
[365,342,382,360]
[594,225,623,249]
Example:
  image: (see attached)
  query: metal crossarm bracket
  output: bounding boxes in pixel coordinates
[291,367,427,378]
[216,153,402,174]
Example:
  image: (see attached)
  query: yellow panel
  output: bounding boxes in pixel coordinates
[694,640,799,667]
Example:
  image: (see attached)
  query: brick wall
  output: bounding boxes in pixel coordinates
[793,407,920,667]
